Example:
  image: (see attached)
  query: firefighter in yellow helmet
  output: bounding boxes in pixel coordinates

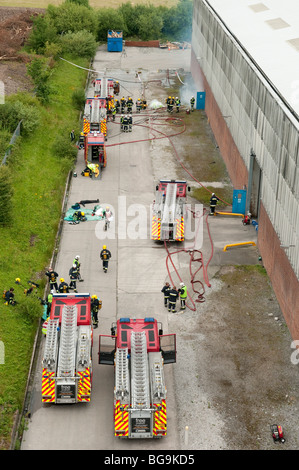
[100,245,112,273]
[58,278,69,293]
[91,294,102,328]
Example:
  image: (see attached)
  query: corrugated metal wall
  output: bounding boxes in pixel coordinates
[192,0,299,279]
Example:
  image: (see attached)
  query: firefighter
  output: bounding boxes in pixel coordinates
[175,97,181,113]
[79,132,84,149]
[169,97,175,113]
[127,97,133,114]
[59,278,69,293]
[104,206,113,231]
[114,98,120,113]
[123,115,129,133]
[69,264,79,292]
[141,98,147,110]
[45,268,59,292]
[136,98,142,113]
[4,288,16,306]
[114,80,120,95]
[47,290,54,315]
[73,255,83,281]
[120,115,124,132]
[112,106,117,121]
[179,282,187,310]
[100,245,111,273]
[210,193,219,215]
[120,96,126,113]
[190,96,195,111]
[73,210,86,222]
[161,282,170,307]
[168,286,179,313]
[91,295,102,328]
[128,114,132,132]
[166,96,171,112]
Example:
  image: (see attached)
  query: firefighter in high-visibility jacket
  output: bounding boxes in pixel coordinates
[179,282,187,310]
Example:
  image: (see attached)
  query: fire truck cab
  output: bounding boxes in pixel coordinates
[98,317,176,438]
[42,293,93,404]
[84,131,107,169]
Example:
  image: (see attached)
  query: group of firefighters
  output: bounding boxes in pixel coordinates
[43,252,109,329]
[161,281,187,313]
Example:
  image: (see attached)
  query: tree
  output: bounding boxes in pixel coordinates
[162,0,193,42]
[0,165,13,226]
[27,14,58,54]
[47,3,98,36]
[136,9,163,41]
[27,58,53,104]
[96,8,127,41]
[60,30,97,57]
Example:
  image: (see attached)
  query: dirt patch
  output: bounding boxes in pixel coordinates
[0,7,44,96]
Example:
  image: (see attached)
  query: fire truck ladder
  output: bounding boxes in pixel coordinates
[57,305,77,378]
[43,318,59,370]
[161,183,178,239]
[150,358,166,401]
[115,348,130,402]
[131,331,150,409]
[101,78,108,99]
[76,327,91,371]
[90,99,100,128]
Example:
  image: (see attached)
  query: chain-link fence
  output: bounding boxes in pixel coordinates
[1,120,22,166]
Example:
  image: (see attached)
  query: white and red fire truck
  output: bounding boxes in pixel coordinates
[98,317,176,438]
[42,293,93,404]
[151,179,190,241]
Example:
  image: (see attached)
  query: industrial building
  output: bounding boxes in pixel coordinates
[191,0,299,337]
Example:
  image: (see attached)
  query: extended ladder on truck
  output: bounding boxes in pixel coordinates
[98,317,176,438]
[83,98,108,139]
[94,77,115,122]
[152,179,190,241]
[42,293,93,404]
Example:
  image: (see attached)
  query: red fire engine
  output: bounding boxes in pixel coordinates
[98,317,176,438]
[42,293,93,404]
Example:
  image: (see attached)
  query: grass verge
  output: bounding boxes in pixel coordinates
[0,54,88,449]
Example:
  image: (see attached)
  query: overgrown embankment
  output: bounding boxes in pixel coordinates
[0,55,88,450]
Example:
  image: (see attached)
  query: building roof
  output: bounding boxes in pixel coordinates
[206,0,299,116]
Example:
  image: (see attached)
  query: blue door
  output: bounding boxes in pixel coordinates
[196,92,205,109]
[232,189,247,215]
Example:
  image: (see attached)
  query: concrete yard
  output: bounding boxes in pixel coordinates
[21,45,299,451]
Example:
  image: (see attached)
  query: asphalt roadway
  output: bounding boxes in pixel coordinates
[20,45,258,451]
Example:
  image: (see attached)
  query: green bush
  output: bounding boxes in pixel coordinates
[0,96,40,136]
[17,295,43,324]
[27,58,53,104]
[72,88,86,111]
[47,3,98,36]
[44,41,63,60]
[27,14,58,54]
[59,30,97,57]
[96,8,127,41]
[52,133,78,161]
